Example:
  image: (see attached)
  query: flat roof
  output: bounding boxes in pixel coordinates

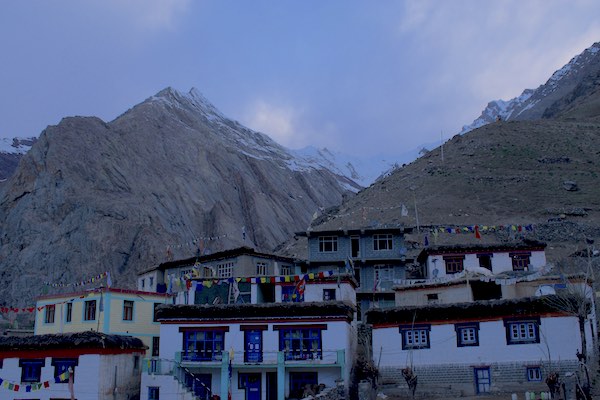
[0,331,147,352]
[36,287,173,301]
[156,301,355,322]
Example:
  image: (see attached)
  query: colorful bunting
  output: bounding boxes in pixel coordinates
[44,271,109,288]
[0,370,69,392]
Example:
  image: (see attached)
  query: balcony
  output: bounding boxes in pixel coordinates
[145,349,345,374]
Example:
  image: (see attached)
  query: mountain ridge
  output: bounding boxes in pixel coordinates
[0,87,359,309]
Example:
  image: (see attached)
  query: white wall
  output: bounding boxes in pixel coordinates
[159,319,354,397]
[0,354,102,400]
[373,315,583,368]
[426,249,547,279]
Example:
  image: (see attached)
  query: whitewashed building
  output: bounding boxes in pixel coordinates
[0,331,147,400]
[367,296,594,396]
[141,302,355,400]
[395,240,550,306]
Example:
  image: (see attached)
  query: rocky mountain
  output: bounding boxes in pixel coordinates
[0,137,37,181]
[0,87,360,307]
[462,42,600,133]
[283,43,600,268]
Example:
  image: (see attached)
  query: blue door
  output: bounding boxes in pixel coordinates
[245,330,263,363]
[474,367,491,393]
[240,373,261,400]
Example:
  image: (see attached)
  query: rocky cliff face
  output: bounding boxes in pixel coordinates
[0,88,358,307]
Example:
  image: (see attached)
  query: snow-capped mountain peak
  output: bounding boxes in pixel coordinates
[462,42,600,133]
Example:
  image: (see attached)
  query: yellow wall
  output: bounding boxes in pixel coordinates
[34,289,171,353]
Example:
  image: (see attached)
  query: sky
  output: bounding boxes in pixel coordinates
[1,1,600,159]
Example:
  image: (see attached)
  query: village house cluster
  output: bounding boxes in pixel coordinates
[0,225,594,400]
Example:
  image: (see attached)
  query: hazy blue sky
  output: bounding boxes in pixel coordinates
[1,1,600,157]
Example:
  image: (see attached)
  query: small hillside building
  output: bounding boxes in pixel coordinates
[0,331,146,400]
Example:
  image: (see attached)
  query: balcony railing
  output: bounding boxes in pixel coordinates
[146,349,344,373]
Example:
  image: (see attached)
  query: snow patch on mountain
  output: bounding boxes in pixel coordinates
[0,137,36,154]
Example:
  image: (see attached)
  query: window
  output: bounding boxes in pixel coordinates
[52,358,78,383]
[149,277,154,287]
[527,367,542,381]
[443,255,465,274]
[373,234,393,251]
[477,254,493,270]
[65,302,72,323]
[289,372,318,399]
[182,329,226,361]
[426,293,439,301]
[134,355,140,370]
[153,303,161,322]
[141,278,145,289]
[280,265,292,275]
[323,289,336,301]
[84,300,96,321]
[281,285,304,303]
[318,236,338,252]
[374,265,393,290]
[504,318,540,345]
[45,304,55,324]
[256,262,268,276]
[399,325,431,350]
[455,322,480,347]
[279,327,324,360]
[20,359,44,382]
[123,300,134,321]
[510,252,531,271]
[148,386,160,400]
[152,336,160,357]
[217,262,234,277]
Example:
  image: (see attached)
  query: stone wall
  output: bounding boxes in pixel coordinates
[379,360,580,397]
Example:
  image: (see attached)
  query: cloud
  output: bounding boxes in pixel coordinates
[243,100,300,147]
[104,0,191,31]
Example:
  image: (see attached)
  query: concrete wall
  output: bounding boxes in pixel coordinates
[395,284,472,307]
[307,233,406,263]
[379,360,578,396]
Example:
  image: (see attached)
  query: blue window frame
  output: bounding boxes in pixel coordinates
[182,330,225,361]
[279,328,323,360]
[399,325,431,350]
[504,318,540,345]
[527,366,542,381]
[20,359,44,383]
[455,322,480,347]
[52,358,78,383]
[281,285,304,302]
[148,386,160,400]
